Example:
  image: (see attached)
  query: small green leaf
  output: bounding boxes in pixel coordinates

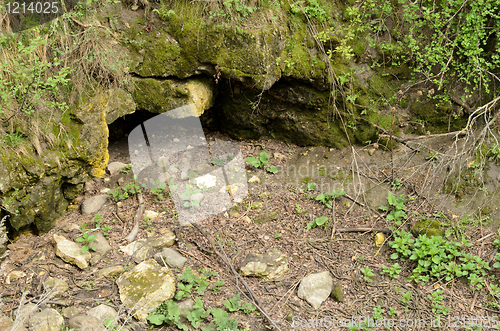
[147,313,165,325]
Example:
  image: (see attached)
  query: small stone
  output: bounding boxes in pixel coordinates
[154,248,187,269]
[116,259,176,321]
[68,314,102,331]
[81,195,108,215]
[273,152,286,160]
[374,232,385,247]
[239,249,288,280]
[87,305,117,324]
[98,265,123,278]
[178,299,195,320]
[43,277,69,298]
[92,231,112,257]
[330,284,344,302]
[5,270,25,284]
[186,145,194,150]
[107,162,128,176]
[144,210,159,220]
[194,174,217,188]
[53,234,91,270]
[297,271,333,309]
[61,307,81,319]
[28,308,64,331]
[367,148,376,156]
[101,188,111,194]
[156,156,169,168]
[63,223,81,232]
[248,176,260,184]
[173,138,180,142]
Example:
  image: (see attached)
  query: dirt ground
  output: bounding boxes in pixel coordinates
[2,129,500,331]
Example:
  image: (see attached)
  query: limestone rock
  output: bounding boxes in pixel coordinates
[53,234,91,270]
[144,210,159,220]
[0,315,27,331]
[68,314,103,331]
[98,265,124,278]
[5,270,25,284]
[120,231,176,262]
[61,307,81,319]
[43,277,69,299]
[87,304,117,324]
[92,231,112,257]
[28,308,64,331]
[297,271,333,309]
[103,88,137,125]
[116,259,176,321]
[81,195,108,215]
[239,249,288,280]
[107,162,129,176]
[154,248,187,269]
[133,77,215,116]
[248,176,260,184]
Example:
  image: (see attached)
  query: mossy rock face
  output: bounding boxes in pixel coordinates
[409,92,467,133]
[443,169,482,200]
[133,76,215,115]
[8,176,68,232]
[411,218,444,238]
[217,81,350,148]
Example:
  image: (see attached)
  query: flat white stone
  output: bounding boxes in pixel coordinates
[194,174,217,188]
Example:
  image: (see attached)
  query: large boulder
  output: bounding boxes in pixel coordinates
[116,259,176,321]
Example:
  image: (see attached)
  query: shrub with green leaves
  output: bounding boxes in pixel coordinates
[379,192,407,226]
[314,189,345,209]
[245,151,278,174]
[307,216,329,229]
[147,267,253,331]
[389,230,489,288]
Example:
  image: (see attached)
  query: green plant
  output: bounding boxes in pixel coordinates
[274,233,282,239]
[212,279,224,292]
[3,132,24,147]
[399,290,412,304]
[428,289,450,315]
[76,227,96,253]
[360,266,375,283]
[92,213,103,228]
[142,216,153,230]
[390,178,402,191]
[109,183,142,202]
[245,151,277,174]
[389,230,490,287]
[379,192,407,226]
[306,182,317,191]
[307,216,329,229]
[148,267,253,330]
[381,263,402,279]
[315,189,345,209]
[180,184,202,210]
[222,294,256,313]
[101,224,111,237]
[120,164,132,174]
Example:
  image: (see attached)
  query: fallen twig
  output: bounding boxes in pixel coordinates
[125,193,145,242]
[334,227,392,234]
